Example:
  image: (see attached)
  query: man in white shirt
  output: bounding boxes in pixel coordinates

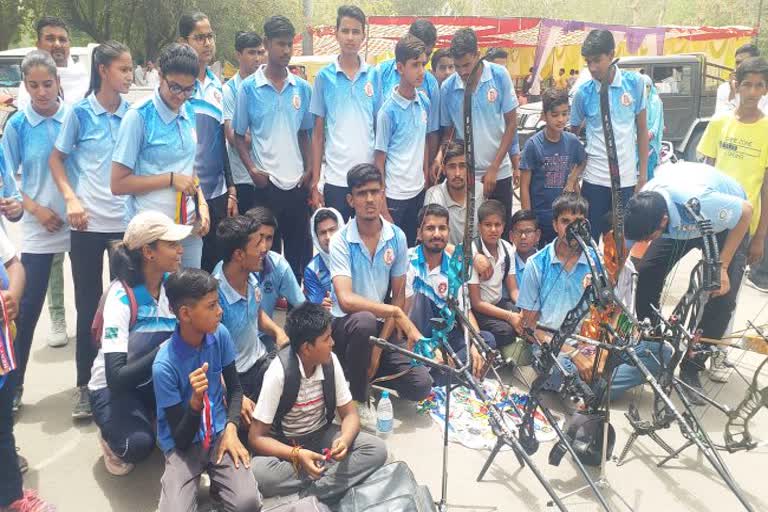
[715,43,768,115]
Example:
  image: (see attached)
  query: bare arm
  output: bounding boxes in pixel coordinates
[50,148,87,230]
[234,133,268,187]
[111,161,177,195]
[468,283,519,324]
[310,117,325,189]
[505,274,519,303]
[258,309,288,348]
[298,130,312,184]
[492,110,518,170]
[635,109,649,189]
[333,275,399,319]
[520,169,532,210]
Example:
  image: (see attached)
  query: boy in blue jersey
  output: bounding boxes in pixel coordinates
[309,5,379,220]
[628,162,753,402]
[224,31,266,215]
[378,20,441,171]
[485,48,522,188]
[375,34,435,246]
[233,15,313,284]
[179,12,236,273]
[570,29,649,239]
[430,48,454,87]
[153,269,261,512]
[305,207,344,309]
[508,209,541,278]
[329,164,432,427]
[436,28,519,225]
[520,88,586,246]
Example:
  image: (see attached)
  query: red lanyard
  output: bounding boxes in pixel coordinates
[202,392,212,451]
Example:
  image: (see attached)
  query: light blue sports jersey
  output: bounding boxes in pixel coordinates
[55,93,128,233]
[643,162,746,240]
[378,58,440,134]
[2,103,74,253]
[375,88,431,200]
[253,252,305,316]
[222,73,251,186]
[112,89,198,226]
[213,263,267,373]
[311,56,380,188]
[440,61,518,181]
[328,217,408,318]
[405,244,462,310]
[570,69,646,187]
[232,66,313,191]
[189,68,227,200]
[517,240,601,329]
[0,146,21,203]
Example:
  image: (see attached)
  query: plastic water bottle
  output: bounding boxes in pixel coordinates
[376,391,394,437]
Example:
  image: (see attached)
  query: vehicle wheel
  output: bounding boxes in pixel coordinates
[683,127,705,162]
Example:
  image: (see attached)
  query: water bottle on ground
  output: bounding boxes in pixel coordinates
[376,391,394,437]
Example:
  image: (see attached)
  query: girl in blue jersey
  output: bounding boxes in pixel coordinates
[111,43,210,269]
[1,50,72,412]
[50,41,134,420]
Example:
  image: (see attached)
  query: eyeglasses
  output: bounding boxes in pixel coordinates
[190,32,216,44]
[513,228,538,238]
[165,80,196,96]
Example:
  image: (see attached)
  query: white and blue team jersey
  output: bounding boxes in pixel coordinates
[2,103,74,253]
[0,146,21,203]
[328,217,408,318]
[55,93,128,233]
[112,89,198,226]
[375,87,433,200]
[311,56,380,188]
[232,66,313,191]
[222,73,251,186]
[377,58,440,134]
[570,68,646,188]
[440,61,518,181]
[643,162,747,240]
[189,68,227,200]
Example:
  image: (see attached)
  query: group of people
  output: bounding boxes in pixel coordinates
[0,6,767,512]
[132,60,160,88]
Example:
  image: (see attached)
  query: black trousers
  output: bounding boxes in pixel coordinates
[323,183,353,222]
[634,231,747,340]
[70,230,123,387]
[387,190,426,247]
[201,193,229,273]
[263,182,312,284]
[234,183,257,215]
[0,372,22,506]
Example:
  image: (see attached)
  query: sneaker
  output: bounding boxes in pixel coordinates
[745,278,768,294]
[12,385,22,413]
[71,386,92,420]
[46,319,68,348]
[97,431,134,476]
[16,448,28,474]
[276,297,289,311]
[3,489,56,511]
[357,400,377,433]
[708,350,731,383]
[679,361,707,406]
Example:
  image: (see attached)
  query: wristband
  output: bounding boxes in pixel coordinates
[170,172,174,188]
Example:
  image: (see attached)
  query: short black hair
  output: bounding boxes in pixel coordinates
[244,206,277,230]
[581,29,615,58]
[347,163,382,190]
[336,5,366,31]
[485,47,508,62]
[736,43,760,58]
[478,199,505,223]
[559,67,565,73]
[286,302,332,353]
[409,19,437,50]
[264,15,295,40]
[157,43,200,78]
[216,215,259,263]
[570,69,576,74]
[510,209,538,231]
[552,194,589,220]
[395,34,425,65]
[736,56,768,85]
[431,48,452,71]
[178,11,208,39]
[35,16,68,40]
[313,209,339,233]
[450,28,478,59]
[166,269,219,316]
[417,203,449,228]
[542,87,569,113]
[235,31,263,53]
[444,140,465,163]
[624,191,668,241]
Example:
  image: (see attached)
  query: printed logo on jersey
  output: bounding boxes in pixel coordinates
[383,248,395,266]
[364,82,374,98]
[254,285,262,303]
[292,94,301,110]
[620,92,633,107]
[487,87,498,103]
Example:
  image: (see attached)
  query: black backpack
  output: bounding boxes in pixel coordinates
[474,238,511,278]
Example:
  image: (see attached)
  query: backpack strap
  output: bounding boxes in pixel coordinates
[122,280,139,330]
[501,241,511,279]
[321,359,336,427]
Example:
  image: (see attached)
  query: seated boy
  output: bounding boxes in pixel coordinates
[153,269,260,512]
[305,208,344,310]
[214,215,289,412]
[468,200,523,348]
[249,302,387,504]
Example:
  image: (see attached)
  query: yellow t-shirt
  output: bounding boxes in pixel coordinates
[554,75,568,90]
[698,114,768,234]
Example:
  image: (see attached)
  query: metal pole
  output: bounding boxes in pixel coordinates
[301,0,313,56]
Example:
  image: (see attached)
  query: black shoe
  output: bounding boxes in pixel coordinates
[12,385,22,413]
[679,362,707,406]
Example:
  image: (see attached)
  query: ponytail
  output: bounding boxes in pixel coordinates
[109,241,149,287]
[86,40,130,98]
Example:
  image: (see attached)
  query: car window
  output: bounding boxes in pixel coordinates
[0,62,21,88]
[652,64,692,95]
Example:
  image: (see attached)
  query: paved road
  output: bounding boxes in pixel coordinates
[8,222,768,511]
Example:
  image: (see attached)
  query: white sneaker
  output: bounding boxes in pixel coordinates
[98,431,134,476]
[708,350,731,383]
[46,319,68,347]
[357,400,377,433]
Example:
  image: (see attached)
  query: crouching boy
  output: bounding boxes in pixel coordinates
[249,302,387,504]
[153,269,261,512]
